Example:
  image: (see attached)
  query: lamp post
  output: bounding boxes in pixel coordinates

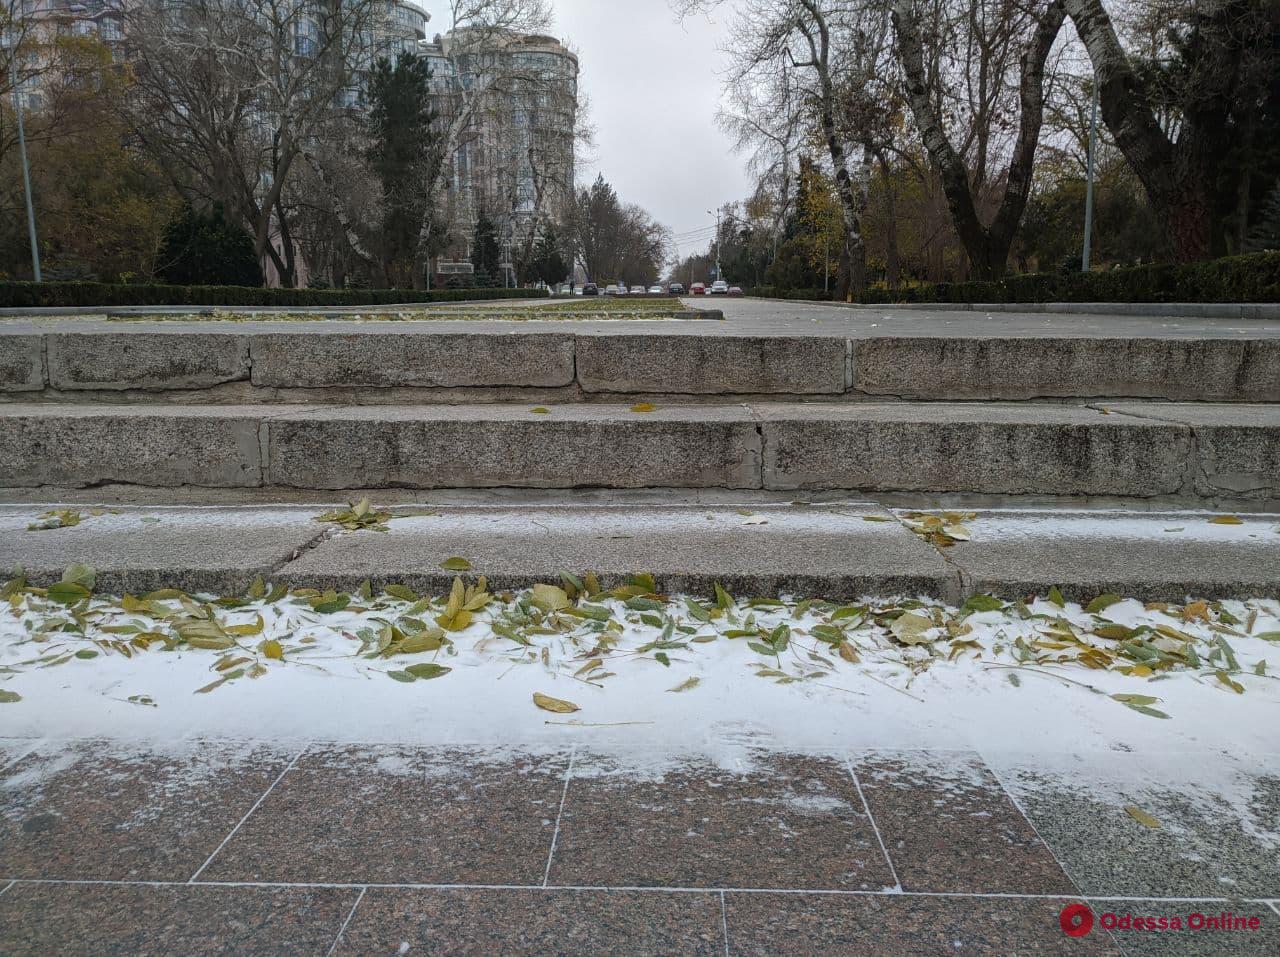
[1082,80,1099,273]
[7,22,40,281]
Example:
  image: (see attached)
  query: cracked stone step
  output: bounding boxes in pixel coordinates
[2,505,1274,602]
[3,324,1278,401]
[1,402,1278,502]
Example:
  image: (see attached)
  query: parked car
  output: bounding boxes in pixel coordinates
[647,285,664,294]
[629,285,645,294]
[690,282,707,295]
[669,283,686,295]
[582,283,599,296]
[728,286,744,296]
[710,280,730,295]
[604,284,620,295]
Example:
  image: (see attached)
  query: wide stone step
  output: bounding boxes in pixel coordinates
[3,324,1277,401]
[3,504,1276,601]
[2,402,1277,502]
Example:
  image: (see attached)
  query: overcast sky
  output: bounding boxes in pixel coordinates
[422,0,753,258]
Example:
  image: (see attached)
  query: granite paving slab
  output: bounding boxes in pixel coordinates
[987,751,1280,899]
[0,881,357,956]
[0,740,295,881]
[854,751,1077,895]
[333,888,725,956]
[545,752,895,891]
[723,892,1122,956]
[196,745,569,885]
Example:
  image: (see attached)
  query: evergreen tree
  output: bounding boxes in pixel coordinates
[1246,183,1280,252]
[527,224,568,285]
[156,203,262,286]
[366,53,440,285]
[471,212,502,286]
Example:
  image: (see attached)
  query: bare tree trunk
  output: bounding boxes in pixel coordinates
[893,0,1064,281]
[299,146,381,272]
[877,152,902,289]
[1062,0,1249,262]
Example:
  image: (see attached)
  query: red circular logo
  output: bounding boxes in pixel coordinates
[1060,903,1095,937]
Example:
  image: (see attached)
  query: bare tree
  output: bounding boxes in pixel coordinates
[1062,0,1271,261]
[892,0,1066,280]
[126,0,383,286]
[681,0,893,296]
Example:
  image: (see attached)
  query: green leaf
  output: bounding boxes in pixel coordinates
[46,582,91,605]
[386,670,416,683]
[385,584,418,602]
[441,557,472,572]
[1048,586,1065,608]
[61,563,96,589]
[0,689,21,703]
[654,652,671,667]
[405,663,452,680]
[668,676,701,693]
[747,641,777,657]
[963,594,1005,613]
[74,649,99,660]
[1086,594,1123,614]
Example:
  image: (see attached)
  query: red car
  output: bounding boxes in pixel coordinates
[690,282,707,295]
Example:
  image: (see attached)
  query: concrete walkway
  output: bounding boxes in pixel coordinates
[0,739,1275,955]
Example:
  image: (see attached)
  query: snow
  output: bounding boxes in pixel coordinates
[2,579,1277,771]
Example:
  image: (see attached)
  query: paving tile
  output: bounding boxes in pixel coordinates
[0,740,294,881]
[546,751,894,890]
[333,887,724,956]
[1085,900,1280,957]
[723,892,1122,955]
[988,751,1280,898]
[198,745,569,885]
[0,881,356,956]
[855,751,1076,895]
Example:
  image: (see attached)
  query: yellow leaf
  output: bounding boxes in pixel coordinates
[668,676,701,693]
[259,639,284,661]
[630,403,657,413]
[533,692,580,714]
[531,583,572,612]
[530,407,551,414]
[1209,516,1244,525]
[441,557,472,572]
[1125,806,1161,829]
[890,612,935,645]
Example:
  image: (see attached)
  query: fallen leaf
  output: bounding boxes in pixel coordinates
[668,676,701,693]
[441,557,473,572]
[0,689,21,703]
[630,403,658,413]
[533,692,580,713]
[1125,806,1162,829]
[890,612,935,645]
[1209,516,1244,526]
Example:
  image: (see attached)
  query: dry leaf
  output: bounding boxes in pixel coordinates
[1125,806,1161,829]
[533,692,580,713]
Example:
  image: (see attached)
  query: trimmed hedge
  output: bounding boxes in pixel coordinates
[749,252,1280,305]
[0,282,549,309]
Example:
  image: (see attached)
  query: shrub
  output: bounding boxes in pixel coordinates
[155,204,263,287]
[0,282,550,309]
[747,252,1280,305]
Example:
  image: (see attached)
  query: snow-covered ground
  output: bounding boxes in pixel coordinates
[2,569,1277,761]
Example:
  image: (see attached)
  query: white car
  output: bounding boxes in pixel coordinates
[604,284,621,295]
[647,285,664,294]
[630,285,645,294]
[710,280,730,295]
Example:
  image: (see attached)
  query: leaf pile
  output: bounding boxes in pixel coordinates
[899,511,977,548]
[315,498,393,533]
[1,564,1277,722]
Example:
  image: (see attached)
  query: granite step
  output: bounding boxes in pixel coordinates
[1,401,1277,504]
[2,323,1277,402]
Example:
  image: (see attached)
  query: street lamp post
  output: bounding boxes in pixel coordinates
[1082,80,1099,273]
[8,24,40,282]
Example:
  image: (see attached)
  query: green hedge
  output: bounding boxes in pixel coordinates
[750,252,1280,305]
[0,282,549,309]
